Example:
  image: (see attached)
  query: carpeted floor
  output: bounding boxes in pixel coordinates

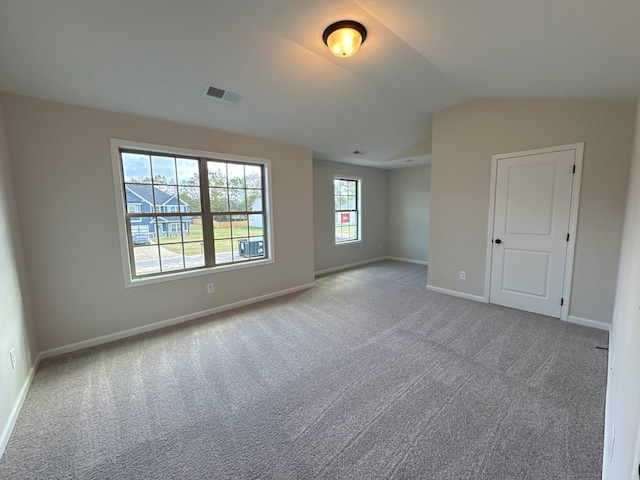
[0,260,608,479]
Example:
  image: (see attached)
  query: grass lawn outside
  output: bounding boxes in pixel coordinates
[156,223,264,256]
[335,225,358,241]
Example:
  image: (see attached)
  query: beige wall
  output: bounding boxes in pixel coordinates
[602,98,640,479]
[313,159,388,273]
[0,97,37,453]
[387,164,430,263]
[430,99,636,324]
[1,93,315,352]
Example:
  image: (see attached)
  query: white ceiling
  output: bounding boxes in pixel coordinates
[0,0,638,169]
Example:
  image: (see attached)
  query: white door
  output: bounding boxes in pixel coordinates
[489,146,578,318]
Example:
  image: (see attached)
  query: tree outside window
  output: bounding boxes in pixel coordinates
[118,148,269,280]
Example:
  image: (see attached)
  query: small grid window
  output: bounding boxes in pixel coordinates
[117,145,270,280]
[334,177,361,244]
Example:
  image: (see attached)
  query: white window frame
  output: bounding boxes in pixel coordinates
[110,139,275,288]
[333,175,362,246]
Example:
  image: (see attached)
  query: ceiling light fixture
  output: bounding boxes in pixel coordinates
[323,20,367,58]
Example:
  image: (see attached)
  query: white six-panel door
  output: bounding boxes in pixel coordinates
[489,146,580,318]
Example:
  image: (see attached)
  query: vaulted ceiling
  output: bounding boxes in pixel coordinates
[1,1,638,168]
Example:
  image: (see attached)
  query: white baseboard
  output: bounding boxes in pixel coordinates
[40,282,316,359]
[568,315,611,332]
[385,256,428,266]
[314,256,428,276]
[314,257,386,276]
[426,285,486,303]
[4,283,317,458]
[0,352,41,459]
[420,289,610,332]
[0,278,610,461]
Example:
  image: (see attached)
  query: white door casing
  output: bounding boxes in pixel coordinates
[485,143,583,319]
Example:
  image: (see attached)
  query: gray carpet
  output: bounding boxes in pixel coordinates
[0,260,608,479]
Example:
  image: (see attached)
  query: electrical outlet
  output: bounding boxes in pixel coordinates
[9,348,16,370]
[207,283,214,294]
[459,270,466,280]
[377,244,381,251]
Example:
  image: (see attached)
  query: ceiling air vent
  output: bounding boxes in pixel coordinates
[204,84,243,105]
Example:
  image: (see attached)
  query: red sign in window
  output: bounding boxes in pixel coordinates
[341,213,350,224]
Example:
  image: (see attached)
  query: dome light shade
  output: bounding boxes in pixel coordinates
[323,20,367,58]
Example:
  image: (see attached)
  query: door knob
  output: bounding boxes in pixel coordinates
[495,239,502,244]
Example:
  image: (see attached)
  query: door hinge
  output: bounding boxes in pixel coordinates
[567,233,570,242]
[573,165,576,174]
[561,298,564,306]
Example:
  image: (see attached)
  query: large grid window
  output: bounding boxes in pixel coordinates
[118,146,269,280]
[334,177,361,244]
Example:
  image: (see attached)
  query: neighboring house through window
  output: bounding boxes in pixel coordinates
[127,203,142,221]
[111,140,272,285]
[334,177,361,244]
[125,183,192,238]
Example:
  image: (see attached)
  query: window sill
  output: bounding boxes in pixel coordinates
[334,239,363,247]
[124,257,275,288]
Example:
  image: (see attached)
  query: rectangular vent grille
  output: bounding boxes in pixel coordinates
[204,84,243,105]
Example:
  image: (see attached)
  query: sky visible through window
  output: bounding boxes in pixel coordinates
[122,153,200,185]
[120,150,267,279]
